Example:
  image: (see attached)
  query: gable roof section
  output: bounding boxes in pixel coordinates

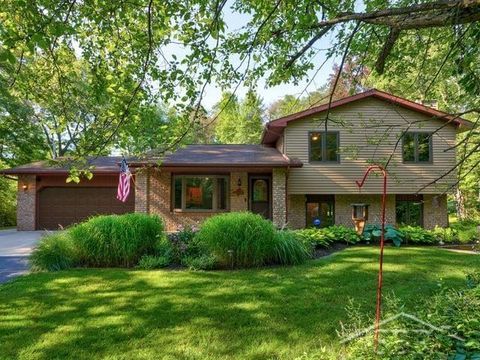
[130,144,302,168]
[1,146,302,175]
[261,89,473,145]
[0,156,129,175]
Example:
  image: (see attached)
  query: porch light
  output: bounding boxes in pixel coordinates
[22,184,28,191]
[237,178,242,187]
[352,203,369,235]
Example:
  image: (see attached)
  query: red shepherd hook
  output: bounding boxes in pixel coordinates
[355,165,387,351]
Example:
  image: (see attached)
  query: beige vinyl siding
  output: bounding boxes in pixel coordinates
[285,97,457,194]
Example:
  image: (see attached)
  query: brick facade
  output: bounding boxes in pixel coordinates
[272,168,287,228]
[287,194,306,229]
[423,194,448,229]
[16,175,36,231]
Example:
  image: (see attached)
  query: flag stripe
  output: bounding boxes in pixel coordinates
[117,158,131,202]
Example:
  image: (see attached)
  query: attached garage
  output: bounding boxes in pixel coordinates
[37,187,134,230]
[0,156,136,231]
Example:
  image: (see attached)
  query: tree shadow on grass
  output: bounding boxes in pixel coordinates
[0,247,477,359]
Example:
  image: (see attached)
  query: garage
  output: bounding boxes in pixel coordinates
[37,187,135,230]
[0,156,137,231]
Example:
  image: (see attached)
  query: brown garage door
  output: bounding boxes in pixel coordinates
[38,187,135,230]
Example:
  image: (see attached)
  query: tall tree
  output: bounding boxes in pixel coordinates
[213,92,240,144]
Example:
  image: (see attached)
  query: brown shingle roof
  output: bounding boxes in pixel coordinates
[131,144,302,168]
[0,146,302,175]
[0,156,129,175]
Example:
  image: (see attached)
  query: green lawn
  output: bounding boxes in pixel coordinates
[0,247,478,359]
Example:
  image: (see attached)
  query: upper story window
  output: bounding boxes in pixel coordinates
[309,132,339,163]
[173,175,229,212]
[402,132,432,163]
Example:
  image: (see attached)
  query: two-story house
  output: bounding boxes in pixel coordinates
[2,89,472,231]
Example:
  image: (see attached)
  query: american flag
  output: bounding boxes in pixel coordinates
[117,157,131,202]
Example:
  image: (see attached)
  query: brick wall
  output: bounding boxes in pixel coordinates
[134,168,149,213]
[334,194,396,228]
[17,175,36,231]
[272,168,287,228]
[230,172,248,212]
[287,194,306,229]
[423,194,448,229]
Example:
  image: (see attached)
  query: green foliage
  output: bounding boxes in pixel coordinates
[68,213,165,268]
[194,212,278,268]
[451,220,480,244]
[137,255,171,270]
[273,230,310,265]
[213,90,264,144]
[194,212,307,268]
[0,175,16,227]
[167,226,199,263]
[295,225,361,251]
[30,233,76,271]
[181,254,217,271]
[344,272,480,359]
[30,213,165,270]
[363,224,404,247]
[400,226,437,244]
[432,226,458,244]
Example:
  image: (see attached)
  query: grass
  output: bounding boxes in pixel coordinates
[0,247,479,359]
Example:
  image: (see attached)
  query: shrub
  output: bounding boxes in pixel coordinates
[295,225,361,251]
[273,230,310,265]
[194,212,278,268]
[30,213,165,270]
[432,226,458,244]
[399,225,437,244]
[137,255,170,269]
[451,220,479,244]
[167,226,198,263]
[362,224,404,247]
[294,228,334,250]
[68,213,165,267]
[30,232,77,271]
[182,254,217,270]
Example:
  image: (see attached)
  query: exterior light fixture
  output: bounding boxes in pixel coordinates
[351,203,369,235]
[22,184,28,191]
[311,135,319,141]
[237,178,242,187]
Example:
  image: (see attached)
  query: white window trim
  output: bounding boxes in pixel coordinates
[172,175,230,212]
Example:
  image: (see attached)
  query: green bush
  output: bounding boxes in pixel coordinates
[295,228,334,250]
[295,225,361,251]
[194,212,278,268]
[362,224,404,247]
[137,255,171,269]
[182,254,217,270]
[194,212,307,268]
[451,220,479,244]
[30,213,165,270]
[167,226,198,263]
[432,226,458,244]
[30,232,77,271]
[399,225,437,244]
[68,213,165,267]
[273,230,310,265]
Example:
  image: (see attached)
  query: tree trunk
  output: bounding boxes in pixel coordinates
[455,187,467,220]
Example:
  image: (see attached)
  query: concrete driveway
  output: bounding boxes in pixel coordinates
[0,229,46,284]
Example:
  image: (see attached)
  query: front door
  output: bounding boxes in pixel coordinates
[249,175,271,219]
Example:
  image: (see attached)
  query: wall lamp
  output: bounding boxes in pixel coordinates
[22,184,28,191]
[237,178,242,187]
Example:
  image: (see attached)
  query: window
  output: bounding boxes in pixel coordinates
[173,175,229,211]
[309,132,339,162]
[402,132,432,163]
[396,194,423,226]
[306,195,335,228]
